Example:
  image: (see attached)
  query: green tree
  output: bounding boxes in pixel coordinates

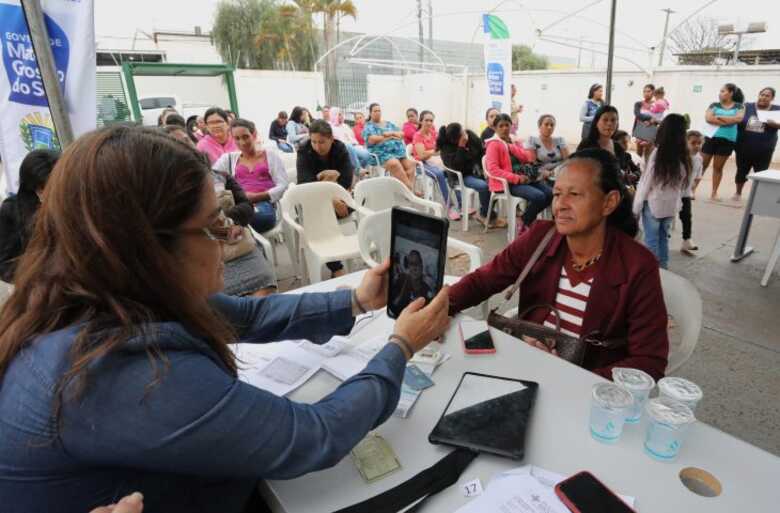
[212,0,319,71]
[512,45,548,71]
[307,0,358,103]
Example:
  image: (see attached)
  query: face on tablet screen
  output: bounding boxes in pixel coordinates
[389,216,444,317]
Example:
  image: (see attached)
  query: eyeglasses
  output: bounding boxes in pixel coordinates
[206,120,227,128]
[159,214,243,244]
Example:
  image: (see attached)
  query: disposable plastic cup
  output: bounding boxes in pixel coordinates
[612,367,656,423]
[644,397,696,462]
[589,383,634,444]
[657,377,703,413]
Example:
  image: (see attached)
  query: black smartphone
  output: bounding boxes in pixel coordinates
[555,471,636,513]
[387,207,449,319]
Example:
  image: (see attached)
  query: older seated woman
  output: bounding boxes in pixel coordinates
[448,148,669,380]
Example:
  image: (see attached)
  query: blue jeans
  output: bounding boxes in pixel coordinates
[463,175,491,217]
[508,181,553,226]
[345,144,372,173]
[276,141,294,153]
[642,201,672,269]
[251,201,277,233]
[422,161,450,208]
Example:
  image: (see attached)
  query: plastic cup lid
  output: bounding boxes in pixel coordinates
[612,367,656,391]
[592,382,634,409]
[646,396,696,425]
[658,377,703,402]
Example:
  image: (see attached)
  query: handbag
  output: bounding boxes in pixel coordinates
[486,227,627,365]
[509,152,542,183]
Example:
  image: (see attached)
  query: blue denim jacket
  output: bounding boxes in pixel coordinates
[0,291,406,513]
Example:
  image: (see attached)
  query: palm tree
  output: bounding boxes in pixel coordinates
[307,0,358,103]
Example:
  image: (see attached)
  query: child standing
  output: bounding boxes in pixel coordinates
[680,131,704,255]
[633,114,692,269]
[650,87,670,123]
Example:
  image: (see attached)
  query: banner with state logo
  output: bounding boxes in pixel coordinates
[482,14,512,115]
[0,0,95,194]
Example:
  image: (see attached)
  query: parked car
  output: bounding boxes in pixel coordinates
[137,95,211,126]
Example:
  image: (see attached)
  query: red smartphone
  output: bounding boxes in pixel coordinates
[555,471,636,513]
[459,323,496,354]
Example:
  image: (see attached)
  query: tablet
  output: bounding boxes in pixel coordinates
[428,372,539,460]
[387,207,448,319]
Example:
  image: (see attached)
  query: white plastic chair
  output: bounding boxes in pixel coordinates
[501,269,702,374]
[281,181,361,284]
[441,165,480,232]
[481,156,527,243]
[354,176,443,219]
[357,209,488,319]
[660,269,702,374]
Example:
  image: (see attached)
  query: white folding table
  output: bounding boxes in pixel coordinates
[262,272,779,512]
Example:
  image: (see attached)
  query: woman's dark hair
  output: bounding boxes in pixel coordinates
[537,114,556,127]
[406,108,418,116]
[368,103,380,115]
[230,118,256,133]
[309,119,333,137]
[760,87,776,99]
[203,107,229,124]
[15,149,60,238]
[157,107,178,127]
[289,106,305,124]
[0,126,238,424]
[579,105,620,149]
[723,83,745,104]
[419,110,434,123]
[652,113,691,189]
[588,83,603,99]
[161,124,188,137]
[438,122,463,147]
[643,83,655,92]
[185,115,200,144]
[164,113,186,128]
[485,107,498,121]
[493,113,513,129]
[563,148,638,237]
[277,110,288,119]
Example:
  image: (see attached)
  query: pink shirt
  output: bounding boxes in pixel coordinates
[197,134,238,164]
[412,130,436,160]
[235,159,275,194]
[402,121,418,145]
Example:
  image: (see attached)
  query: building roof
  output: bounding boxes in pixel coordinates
[675,48,780,66]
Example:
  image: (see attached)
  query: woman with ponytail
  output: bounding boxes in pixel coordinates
[448,148,669,380]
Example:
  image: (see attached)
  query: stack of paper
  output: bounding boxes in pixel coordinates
[455,466,635,513]
[232,340,326,396]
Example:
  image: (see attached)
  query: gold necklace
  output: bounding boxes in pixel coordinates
[571,252,602,272]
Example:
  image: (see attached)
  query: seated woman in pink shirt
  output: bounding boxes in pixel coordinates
[402,108,419,145]
[485,113,553,235]
[197,107,238,164]
[212,119,289,234]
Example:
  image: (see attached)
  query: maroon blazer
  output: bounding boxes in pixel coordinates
[449,220,669,380]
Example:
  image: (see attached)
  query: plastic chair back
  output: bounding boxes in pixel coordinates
[357,209,392,268]
[660,269,703,374]
[354,176,442,216]
[281,182,356,247]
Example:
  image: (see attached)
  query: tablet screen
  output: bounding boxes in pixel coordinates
[429,373,538,460]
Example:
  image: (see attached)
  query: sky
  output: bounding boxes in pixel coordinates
[95,0,780,69]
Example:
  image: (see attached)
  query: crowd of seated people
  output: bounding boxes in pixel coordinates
[0,93,692,513]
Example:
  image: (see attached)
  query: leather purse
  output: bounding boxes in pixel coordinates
[216,190,256,263]
[487,227,626,365]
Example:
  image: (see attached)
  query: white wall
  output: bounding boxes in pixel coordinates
[367,73,468,129]
[234,70,325,142]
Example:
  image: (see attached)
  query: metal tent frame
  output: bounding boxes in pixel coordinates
[121,62,239,122]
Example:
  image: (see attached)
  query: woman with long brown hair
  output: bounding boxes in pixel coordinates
[0,126,450,512]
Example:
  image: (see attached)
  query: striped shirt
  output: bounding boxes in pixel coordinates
[543,263,596,338]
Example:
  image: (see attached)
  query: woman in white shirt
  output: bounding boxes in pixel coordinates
[633,114,692,269]
[524,114,570,179]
